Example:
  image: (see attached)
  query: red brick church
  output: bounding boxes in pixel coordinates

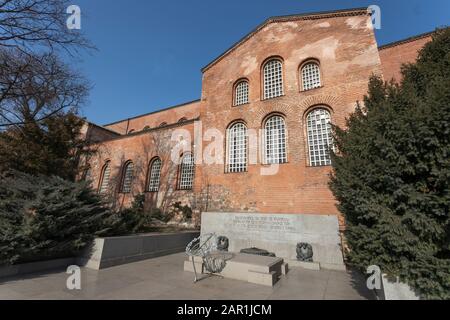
[81,7,435,226]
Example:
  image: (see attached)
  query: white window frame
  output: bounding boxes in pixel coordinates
[234,80,249,106]
[98,162,111,194]
[301,62,321,91]
[121,161,134,193]
[264,115,288,164]
[147,158,162,192]
[306,108,333,167]
[178,153,195,190]
[226,122,248,173]
[263,59,284,100]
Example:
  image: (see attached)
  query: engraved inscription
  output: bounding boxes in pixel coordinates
[232,215,296,233]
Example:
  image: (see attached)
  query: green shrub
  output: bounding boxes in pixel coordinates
[0,171,109,265]
[149,207,172,223]
[173,202,192,221]
[103,194,167,235]
[330,28,450,299]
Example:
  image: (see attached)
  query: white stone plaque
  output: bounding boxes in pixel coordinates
[201,212,345,270]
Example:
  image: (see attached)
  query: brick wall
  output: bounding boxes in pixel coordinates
[198,12,383,216]
[379,34,432,83]
[84,10,433,223]
[87,121,198,211]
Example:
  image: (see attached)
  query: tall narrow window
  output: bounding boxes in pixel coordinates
[301,62,321,91]
[147,158,162,192]
[264,115,287,164]
[234,80,249,106]
[178,153,195,190]
[263,59,283,99]
[306,108,333,166]
[98,161,111,194]
[227,122,247,173]
[121,161,134,193]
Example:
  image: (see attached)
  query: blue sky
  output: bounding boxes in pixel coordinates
[75,0,450,125]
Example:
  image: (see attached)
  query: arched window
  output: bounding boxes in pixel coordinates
[226,122,247,173]
[301,62,321,91]
[306,108,333,166]
[178,153,195,190]
[120,161,134,193]
[147,158,162,192]
[98,161,111,194]
[143,126,150,131]
[234,80,249,106]
[178,117,187,123]
[264,115,287,164]
[263,59,283,99]
[128,129,135,134]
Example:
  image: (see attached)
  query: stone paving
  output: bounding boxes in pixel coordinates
[0,253,374,300]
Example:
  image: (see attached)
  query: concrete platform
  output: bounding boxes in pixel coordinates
[0,253,375,300]
[184,252,286,287]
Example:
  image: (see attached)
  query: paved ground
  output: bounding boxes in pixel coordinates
[0,253,374,300]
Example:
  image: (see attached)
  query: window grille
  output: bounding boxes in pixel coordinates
[234,80,249,106]
[147,158,162,192]
[227,122,247,173]
[99,162,111,194]
[264,116,287,164]
[178,154,195,190]
[263,59,284,99]
[302,62,321,91]
[306,108,333,166]
[121,162,134,193]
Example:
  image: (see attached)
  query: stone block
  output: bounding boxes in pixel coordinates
[248,270,278,287]
[281,263,289,275]
[184,252,284,287]
[288,260,321,271]
[78,231,199,270]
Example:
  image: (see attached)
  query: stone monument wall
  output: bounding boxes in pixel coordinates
[201,212,345,270]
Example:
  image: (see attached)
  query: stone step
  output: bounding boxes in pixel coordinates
[247,270,278,287]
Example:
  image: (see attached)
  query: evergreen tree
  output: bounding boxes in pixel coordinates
[330,28,450,299]
[0,171,109,265]
[0,113,90,181]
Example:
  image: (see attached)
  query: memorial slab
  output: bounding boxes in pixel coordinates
[184,253,285,287]
[201,212,345,270]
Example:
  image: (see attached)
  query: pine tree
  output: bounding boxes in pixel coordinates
[0,113,90,182]
[330,28,450,299]
[0,171,109,265]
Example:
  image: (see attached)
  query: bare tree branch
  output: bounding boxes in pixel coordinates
[0,0,94,55]
[0,48,90,128]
